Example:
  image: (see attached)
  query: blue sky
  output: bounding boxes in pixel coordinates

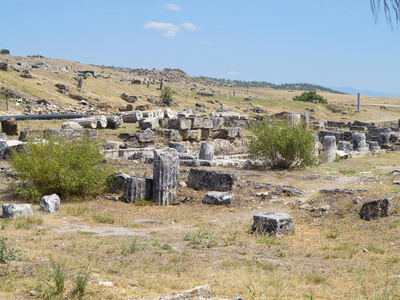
[2,0,400,94]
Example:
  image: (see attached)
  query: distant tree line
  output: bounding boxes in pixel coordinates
[0,49,10,55]
[200,77,346,94]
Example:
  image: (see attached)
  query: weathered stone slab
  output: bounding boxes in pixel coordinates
[2,203,33,218]
[322,136,336,163]
[353,133,366,151]
[218,127,242,139]
[251,212,295,236]
[119,110,143,123]
[360,198,393,221]
[110,171,130,193]
[180,129,201,141]
[141,116,160,130]
[320,188,368,194]
[199,142,214,161]
[338,141,352,151]
[153,149,179,205]
[1,118,18,135]
[187,168,236,191]
[169,142,187,153]
[212,117,224,131]
[123,177,153,203]
[40,194,60,213]
[106,116,123,129]
[190,116,212,129]
[168,118,192,130]
[202,191,234,205]
[62,121,83,129]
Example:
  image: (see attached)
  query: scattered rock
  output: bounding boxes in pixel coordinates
[40,194,60,213]
[187,168,236,191]
[2,203,33,218]
[360,198,393,221]
[202,191,234,205]
[251,212,295,236]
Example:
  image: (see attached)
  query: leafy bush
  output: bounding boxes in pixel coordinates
[160,87,174,105]
[293,91,327,104]
[11,135,114,201]
[248,121,318,169]
[0,49,10,55]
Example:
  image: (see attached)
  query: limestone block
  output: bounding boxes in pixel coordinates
[360,198,393,221]
[123,177,153,203]
[251,212,295,236]
[187,168,236,191]
[202,191,234,205]
[2,203,33,218]
[40,194,60,213]
[153,149,180,205]
[199,142,214,161]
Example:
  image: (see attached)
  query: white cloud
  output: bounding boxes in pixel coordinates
[163,3,182,11]
[144,22,180,37]
[144,22,201,37]
[228,71,241,76]
[201,41,212,45]
[180,22,201,31]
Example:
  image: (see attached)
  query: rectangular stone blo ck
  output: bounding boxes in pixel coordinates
[187,168,236,191]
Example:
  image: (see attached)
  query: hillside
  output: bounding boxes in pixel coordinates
[0,55,399,125]
[200,77,347,94]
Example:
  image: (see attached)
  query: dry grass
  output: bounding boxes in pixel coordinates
[0,154,399,299]
[0,56,400,299]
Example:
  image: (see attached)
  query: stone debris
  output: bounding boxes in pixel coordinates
[2,203,33,218]
[1,118,18,135]
[360,198,393,221]
[40,194,60,213]
[202,192,234,205]
[251,212,295,236]
[187,168,236,191]
[159,285,212,300]
[123,177,153,203]
[199,142,215,161]
[319,188,368,194]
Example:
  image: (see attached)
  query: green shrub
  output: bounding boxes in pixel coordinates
[293,91,327,104]
[11,135,114,201]
[160,87,174,106]
[248,121,318,170]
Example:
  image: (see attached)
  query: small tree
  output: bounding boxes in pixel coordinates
[293,91,327,104]
[0,49,10,55]
[248,121,318,170]
[160,87,173,106]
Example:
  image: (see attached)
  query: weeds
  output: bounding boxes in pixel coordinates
[0,236,22,263]
[66,205,89,216]
[41,257,65,299]
[135,198,153,206]
[184,227,219,248]
[14,216,43,230]
[121,239,140,255]
[92,214,115,224]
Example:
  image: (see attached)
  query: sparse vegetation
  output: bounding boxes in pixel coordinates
[248,121,318,169]
[0,236,22,263]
